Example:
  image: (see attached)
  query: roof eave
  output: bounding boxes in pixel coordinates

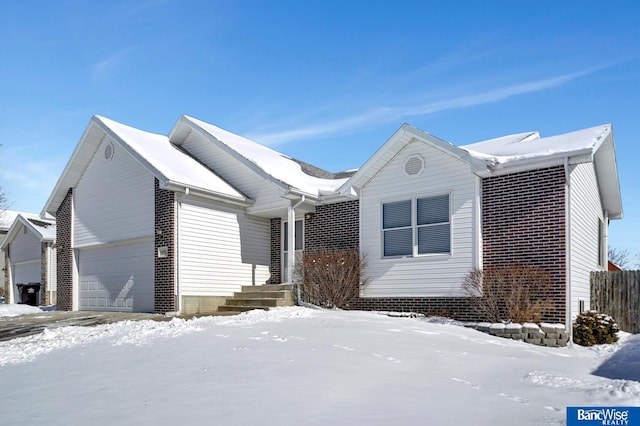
[339,124,471,196]
[174,116,291,194]
[163,181,254,207]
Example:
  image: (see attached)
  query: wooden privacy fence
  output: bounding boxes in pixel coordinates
[591,270,640,334]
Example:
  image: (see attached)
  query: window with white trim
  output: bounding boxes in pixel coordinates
[382,194,451,257]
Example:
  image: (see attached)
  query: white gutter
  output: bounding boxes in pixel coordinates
[564,157,572,344]
[175,198,182,315]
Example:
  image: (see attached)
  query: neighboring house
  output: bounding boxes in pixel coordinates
[0,213,56,305]
[608,261,622,271]
[1,210,27,302]
[43,116,622,326]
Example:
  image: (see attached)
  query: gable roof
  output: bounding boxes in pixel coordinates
[339,124,478,196]
[170,116,350,199]
[340,123,622,219]
[0,213,56,250]
[43,116,250,216]
[0,210,28,233]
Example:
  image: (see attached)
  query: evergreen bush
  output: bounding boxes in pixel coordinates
[573,311,619,346]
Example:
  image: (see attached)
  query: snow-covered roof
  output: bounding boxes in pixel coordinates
[44,116,250,216]
[461,125,610,166]
[0,213,56,250]
[176,116,350,198]
[0,210,28,232]
[340,123,622,219]
[96,116,248,201]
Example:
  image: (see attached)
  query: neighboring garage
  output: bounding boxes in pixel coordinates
[78,239,154,312]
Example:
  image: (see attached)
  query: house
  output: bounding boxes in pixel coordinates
[0,210,21,302]
[43,116,622,326]
[0,213,56,305]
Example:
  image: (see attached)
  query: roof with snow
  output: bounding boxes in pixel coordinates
[0,213,56,250]
[43,116,250,216]
[172,116,351,198]
[341,123,622,219]
[0,210,28,232]
[461,124,610,165]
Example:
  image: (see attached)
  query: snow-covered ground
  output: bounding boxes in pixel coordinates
[1,306,638,425]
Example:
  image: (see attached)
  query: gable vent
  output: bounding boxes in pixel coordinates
[404,155,424,176]
[104,142,114,160]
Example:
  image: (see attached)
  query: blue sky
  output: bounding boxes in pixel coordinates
[1,1,639,256]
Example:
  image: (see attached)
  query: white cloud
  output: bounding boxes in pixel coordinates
[90,49,133,80]
[250,67,604,146]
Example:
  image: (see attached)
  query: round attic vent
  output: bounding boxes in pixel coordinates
[104,142,114,160]
[404,155,424,176]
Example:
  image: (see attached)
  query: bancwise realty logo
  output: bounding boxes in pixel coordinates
[567,407,640,425]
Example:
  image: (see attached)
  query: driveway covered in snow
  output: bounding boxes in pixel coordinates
[0,305,167,341]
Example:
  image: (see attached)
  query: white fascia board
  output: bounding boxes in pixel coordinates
[339,124,473,196]
[163,182,253,208]
[42,118,104,217]
[472,148,594,178]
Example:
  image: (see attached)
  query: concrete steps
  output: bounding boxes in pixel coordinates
[217,284,295,314]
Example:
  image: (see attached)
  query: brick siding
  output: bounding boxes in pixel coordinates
[305,200,359,251]
[269,218,281,284]
[40,242,49,306]
[154,179,175,314]
[482,166,567,322]
[350,297,476,320]
[56,189,73,311]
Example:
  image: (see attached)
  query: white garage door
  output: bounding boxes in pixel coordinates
[13,261,41,285]
[79,240,154,312]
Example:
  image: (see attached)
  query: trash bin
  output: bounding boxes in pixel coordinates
[17,283,41,306]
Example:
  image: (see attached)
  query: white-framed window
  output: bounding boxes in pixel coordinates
[382,194,451,258]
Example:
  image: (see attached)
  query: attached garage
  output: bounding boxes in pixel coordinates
[12,260,41,286]
[78,239,154,312]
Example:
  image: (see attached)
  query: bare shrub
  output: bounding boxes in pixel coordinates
[463,265,554,323]
[294,248,366,309]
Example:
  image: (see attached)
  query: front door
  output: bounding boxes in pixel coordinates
[282,220,303,282]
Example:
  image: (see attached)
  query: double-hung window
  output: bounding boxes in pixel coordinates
[382,194,451,257]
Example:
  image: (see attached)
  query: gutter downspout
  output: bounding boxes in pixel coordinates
[175,197,182,315]
[564,157,572,344]
[287,196,306,287]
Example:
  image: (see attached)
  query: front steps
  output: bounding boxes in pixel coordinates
[217,284,295,314]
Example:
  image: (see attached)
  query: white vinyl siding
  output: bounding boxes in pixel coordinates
[178,132,285,216]
[8,224,40,264]
[179,201,271,296]
[361,140,477,297]
[74,138,154,247]
[78,240,154,312]
[12,261,40,285]
[569,162,605,316]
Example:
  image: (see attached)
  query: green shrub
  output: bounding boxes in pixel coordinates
[573,311,619,346]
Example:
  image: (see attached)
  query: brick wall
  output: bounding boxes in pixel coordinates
[305,200,359,251]
[269,218,281,284]
[482,166,567,322]
[351,297,476,320]
[154,179,175,314]
[56,189,73,311]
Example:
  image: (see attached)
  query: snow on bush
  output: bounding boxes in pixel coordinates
[573,310,619,346]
